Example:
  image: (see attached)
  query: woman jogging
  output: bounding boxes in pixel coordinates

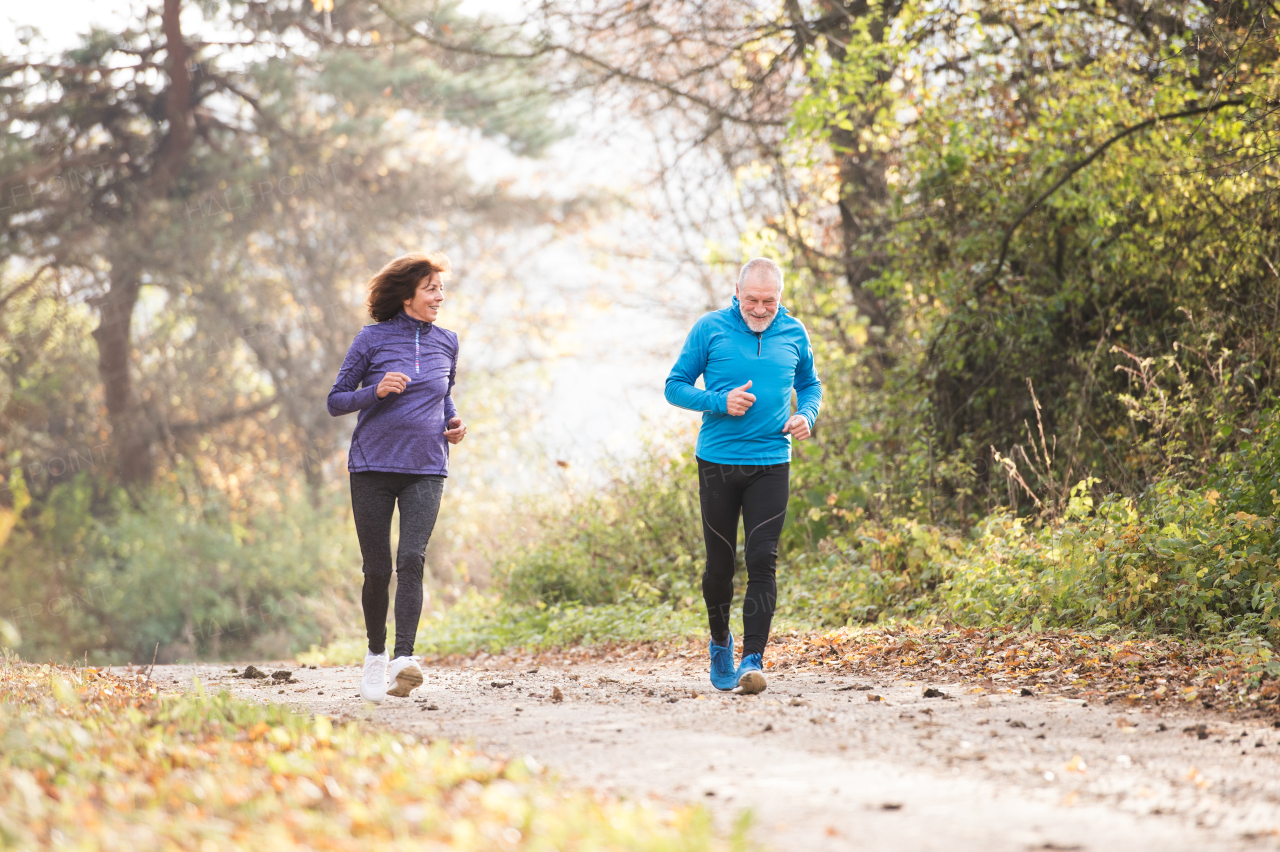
[327,252,466,703]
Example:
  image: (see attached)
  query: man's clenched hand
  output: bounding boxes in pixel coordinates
[783,414,811,441]
[726,381,755,416]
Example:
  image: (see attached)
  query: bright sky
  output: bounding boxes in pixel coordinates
[7,0,715,485]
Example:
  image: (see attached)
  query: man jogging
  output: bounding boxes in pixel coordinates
[664,258,821,695]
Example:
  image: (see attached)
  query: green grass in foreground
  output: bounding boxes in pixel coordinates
[0,656,749,851]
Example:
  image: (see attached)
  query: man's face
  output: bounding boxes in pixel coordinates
[737,273,781,333]
[403,272,445,323]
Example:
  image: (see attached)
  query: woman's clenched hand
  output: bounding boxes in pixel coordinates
[444,417,467,444]
[376,371,411,398]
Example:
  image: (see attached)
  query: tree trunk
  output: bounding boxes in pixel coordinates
[802,0,901,374]
[88,0,194,487]
[91,269,154,485]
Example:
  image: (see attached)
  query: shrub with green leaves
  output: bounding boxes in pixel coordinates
[0,473,360,664]
[942,480,1278,638]
[503,453,704,607]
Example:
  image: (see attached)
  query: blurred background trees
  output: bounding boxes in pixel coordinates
[521,0,1279,514]
[496,0,1280,642]
[0,0,578,660]
[3,0,1279,660]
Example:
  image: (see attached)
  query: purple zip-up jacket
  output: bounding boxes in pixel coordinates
[327,309,459,476]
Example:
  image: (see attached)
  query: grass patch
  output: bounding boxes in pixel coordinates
[0,655,750,851]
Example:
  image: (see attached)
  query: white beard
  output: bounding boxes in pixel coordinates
[740,308,776,333]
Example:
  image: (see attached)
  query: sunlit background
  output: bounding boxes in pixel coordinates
[4,0,1277,667]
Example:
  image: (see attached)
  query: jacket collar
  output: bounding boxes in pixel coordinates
[729,295,788,334]
[390,308,431,329]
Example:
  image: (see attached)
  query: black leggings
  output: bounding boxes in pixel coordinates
[697,458,790,657]
[350,471,444,659]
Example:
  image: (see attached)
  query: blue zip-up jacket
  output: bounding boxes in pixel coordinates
[327,309,459,475]
[665,296,822,465]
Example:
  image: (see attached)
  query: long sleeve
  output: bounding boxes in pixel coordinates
[443,347,458,423]
[793,329,822,428]
[664,320,726,414]
[327,333,380,416]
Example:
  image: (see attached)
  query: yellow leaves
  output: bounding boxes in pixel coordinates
[0,505,15,550]
[313,715,333,746]
[268,726,295,749]
[49,676,79,707]
[2,659,734,850]
[346,799,375,833]
[310,0,334,11]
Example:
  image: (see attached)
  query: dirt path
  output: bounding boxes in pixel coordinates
[146,658,1280,851]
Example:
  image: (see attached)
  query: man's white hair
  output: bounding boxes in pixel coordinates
[737,257,784,292]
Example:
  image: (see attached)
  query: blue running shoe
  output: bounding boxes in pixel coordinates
[736,653,767,694]
[709,634,737,691]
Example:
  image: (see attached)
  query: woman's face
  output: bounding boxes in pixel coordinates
[403,272,445,323]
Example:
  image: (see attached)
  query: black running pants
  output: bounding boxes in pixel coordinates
[697,458,790,658]
[350,471,444,659]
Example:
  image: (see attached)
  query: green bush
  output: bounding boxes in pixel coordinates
[0,473,361,664]
[503,452,704,606]
[942,480,1279,638]
[490,432,1279,648]
[774,517,965,627]
[1216,407,1280,518]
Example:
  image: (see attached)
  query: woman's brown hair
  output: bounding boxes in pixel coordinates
[366,252,452,322]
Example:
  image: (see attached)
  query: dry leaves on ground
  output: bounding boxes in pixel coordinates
[434,626,1280,719]
[0,657,738,851]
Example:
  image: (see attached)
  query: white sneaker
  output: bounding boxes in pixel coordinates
[387,656,424,697]
[360,651,388,703]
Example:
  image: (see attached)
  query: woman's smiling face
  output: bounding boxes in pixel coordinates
[403,272,445,322]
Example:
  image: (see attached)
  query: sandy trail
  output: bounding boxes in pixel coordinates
[146,657,1280,852]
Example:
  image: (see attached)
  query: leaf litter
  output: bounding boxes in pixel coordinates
[0,656,745,851]
[428,624,1280,720]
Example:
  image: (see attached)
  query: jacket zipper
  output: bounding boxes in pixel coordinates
[414,323,421,375]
